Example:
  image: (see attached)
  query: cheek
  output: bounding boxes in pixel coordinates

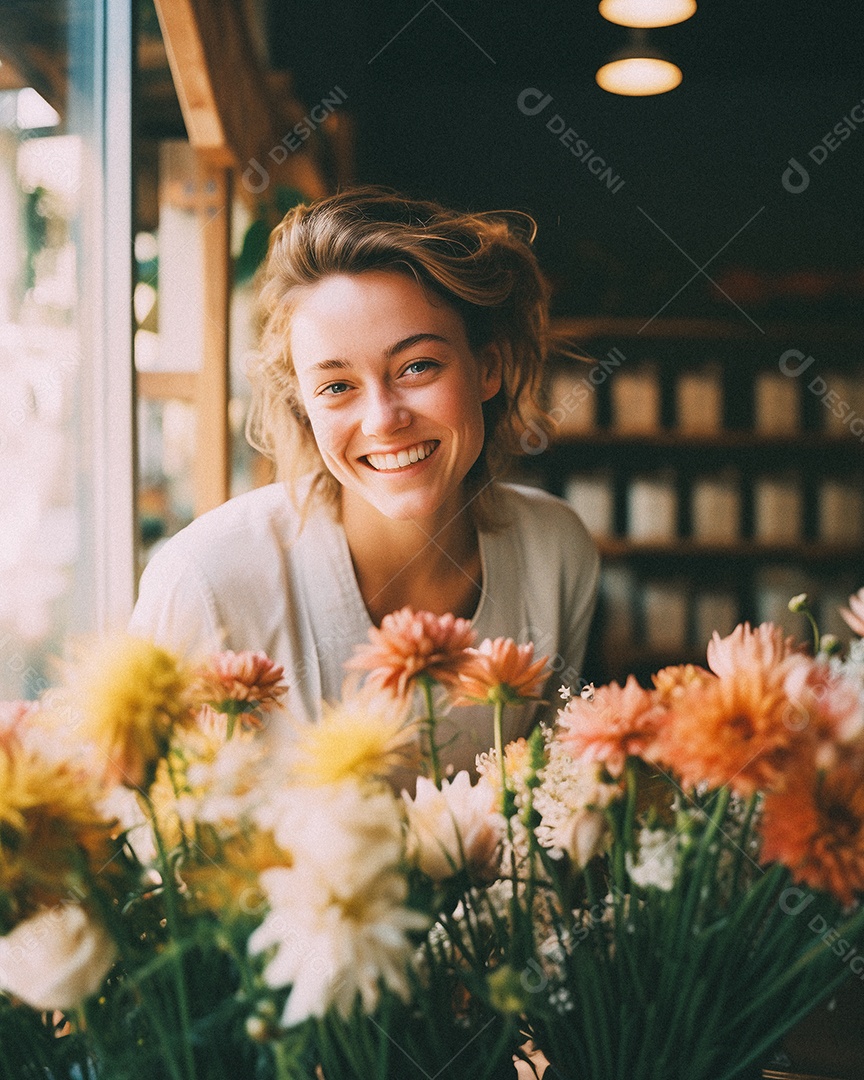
[302,403,340,454]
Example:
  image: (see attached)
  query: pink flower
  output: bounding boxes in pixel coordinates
[195,651,288,724]
[450,638,549,706]
[346,607,476,699]
[556,676,666,778]
[784,656,864,752]
[840,586,864,638]
[0,701,36,746]
[706,621,796,679]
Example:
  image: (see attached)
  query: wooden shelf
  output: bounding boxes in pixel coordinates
[544,313,863,688]
[596,539,863,563]
[550,430,858,451]
[551,316,864,343]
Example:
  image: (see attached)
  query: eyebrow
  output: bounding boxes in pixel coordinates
[308,333,451,372]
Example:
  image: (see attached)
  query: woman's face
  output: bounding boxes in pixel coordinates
[290,270,502,526]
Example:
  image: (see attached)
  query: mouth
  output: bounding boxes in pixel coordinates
[363,440,439,472]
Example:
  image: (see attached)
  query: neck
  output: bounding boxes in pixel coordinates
[340,489,482,625]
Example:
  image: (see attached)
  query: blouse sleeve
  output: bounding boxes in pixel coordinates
[128,544,224,657]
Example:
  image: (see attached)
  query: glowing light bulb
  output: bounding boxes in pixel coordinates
[599,0,697,28]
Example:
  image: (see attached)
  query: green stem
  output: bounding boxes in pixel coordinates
[729,791,760,896]
[802,608,822,653]
[272,1038,295,1080]
[147,798,198,1080]
[679,787,731,935]
[420,675,442,788]
[493,697,524,967]
[493,699,506,805]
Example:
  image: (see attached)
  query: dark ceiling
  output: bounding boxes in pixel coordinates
[268,1,864,319]
[5,1,860,321]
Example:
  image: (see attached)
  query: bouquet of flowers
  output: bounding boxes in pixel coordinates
[0,623,532,1080]
[1,587,863,1080]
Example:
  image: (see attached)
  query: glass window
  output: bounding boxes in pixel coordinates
[0,1,133,699]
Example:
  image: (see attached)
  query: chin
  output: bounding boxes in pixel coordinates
[353,484,451,523]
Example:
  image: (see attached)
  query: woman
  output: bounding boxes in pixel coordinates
[129,187,599,774]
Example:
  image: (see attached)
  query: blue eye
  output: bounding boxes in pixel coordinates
[322,382,350,395]
[404,360,437,376]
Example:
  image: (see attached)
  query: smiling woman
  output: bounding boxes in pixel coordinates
[129,187,599,775]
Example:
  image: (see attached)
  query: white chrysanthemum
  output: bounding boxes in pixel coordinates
[533,737,619,867]
[254,781,404,895]
[402,771,503,881]
[625,827,678,891]
[250,864,426,1026]
[249,862,427,1026]
[182,734,272,827]
[247,778,428,1026]
[0,904,116,1011]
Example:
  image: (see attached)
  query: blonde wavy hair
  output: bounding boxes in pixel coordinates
[246,186,552,528]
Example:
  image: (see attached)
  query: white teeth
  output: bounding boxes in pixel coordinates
[366,441,435,471]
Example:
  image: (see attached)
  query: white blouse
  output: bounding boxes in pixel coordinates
[129,481,599,777]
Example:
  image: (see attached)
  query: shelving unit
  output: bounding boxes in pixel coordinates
[527,317,864,685]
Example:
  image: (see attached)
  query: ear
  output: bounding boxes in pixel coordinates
[478,342,504,402]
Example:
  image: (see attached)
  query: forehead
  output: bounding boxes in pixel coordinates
[289,270,469,366]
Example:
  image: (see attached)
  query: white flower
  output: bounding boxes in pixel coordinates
[254,780,404,896]
[247,778,428,1027]
[554,809,610,869]
[184,735,272,827]
[533,738,618,867]
[402,771,503,881]
[0,904,116,1011]
[625,828,678,891]
[249,863,427,1027]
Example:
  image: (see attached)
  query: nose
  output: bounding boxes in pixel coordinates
[361,384,411,438]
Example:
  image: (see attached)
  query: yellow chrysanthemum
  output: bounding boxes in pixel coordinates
[72,635,192,789]
[0,741,118,923]
[288,692,418,787]
[182,827,291,916]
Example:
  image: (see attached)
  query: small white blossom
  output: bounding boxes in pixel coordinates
[533,736,619,867]
[625,828,678,891]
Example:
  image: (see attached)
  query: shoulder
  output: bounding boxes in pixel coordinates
[137,483,318,591]
[150,484,300,562]
[494,482,594,541]
[490,481,600,578]
[130,483,336,653]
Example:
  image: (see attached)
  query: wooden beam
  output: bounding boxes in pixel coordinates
[194,160,232,515]
[152,0,328,197]
[137,371,198,402]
